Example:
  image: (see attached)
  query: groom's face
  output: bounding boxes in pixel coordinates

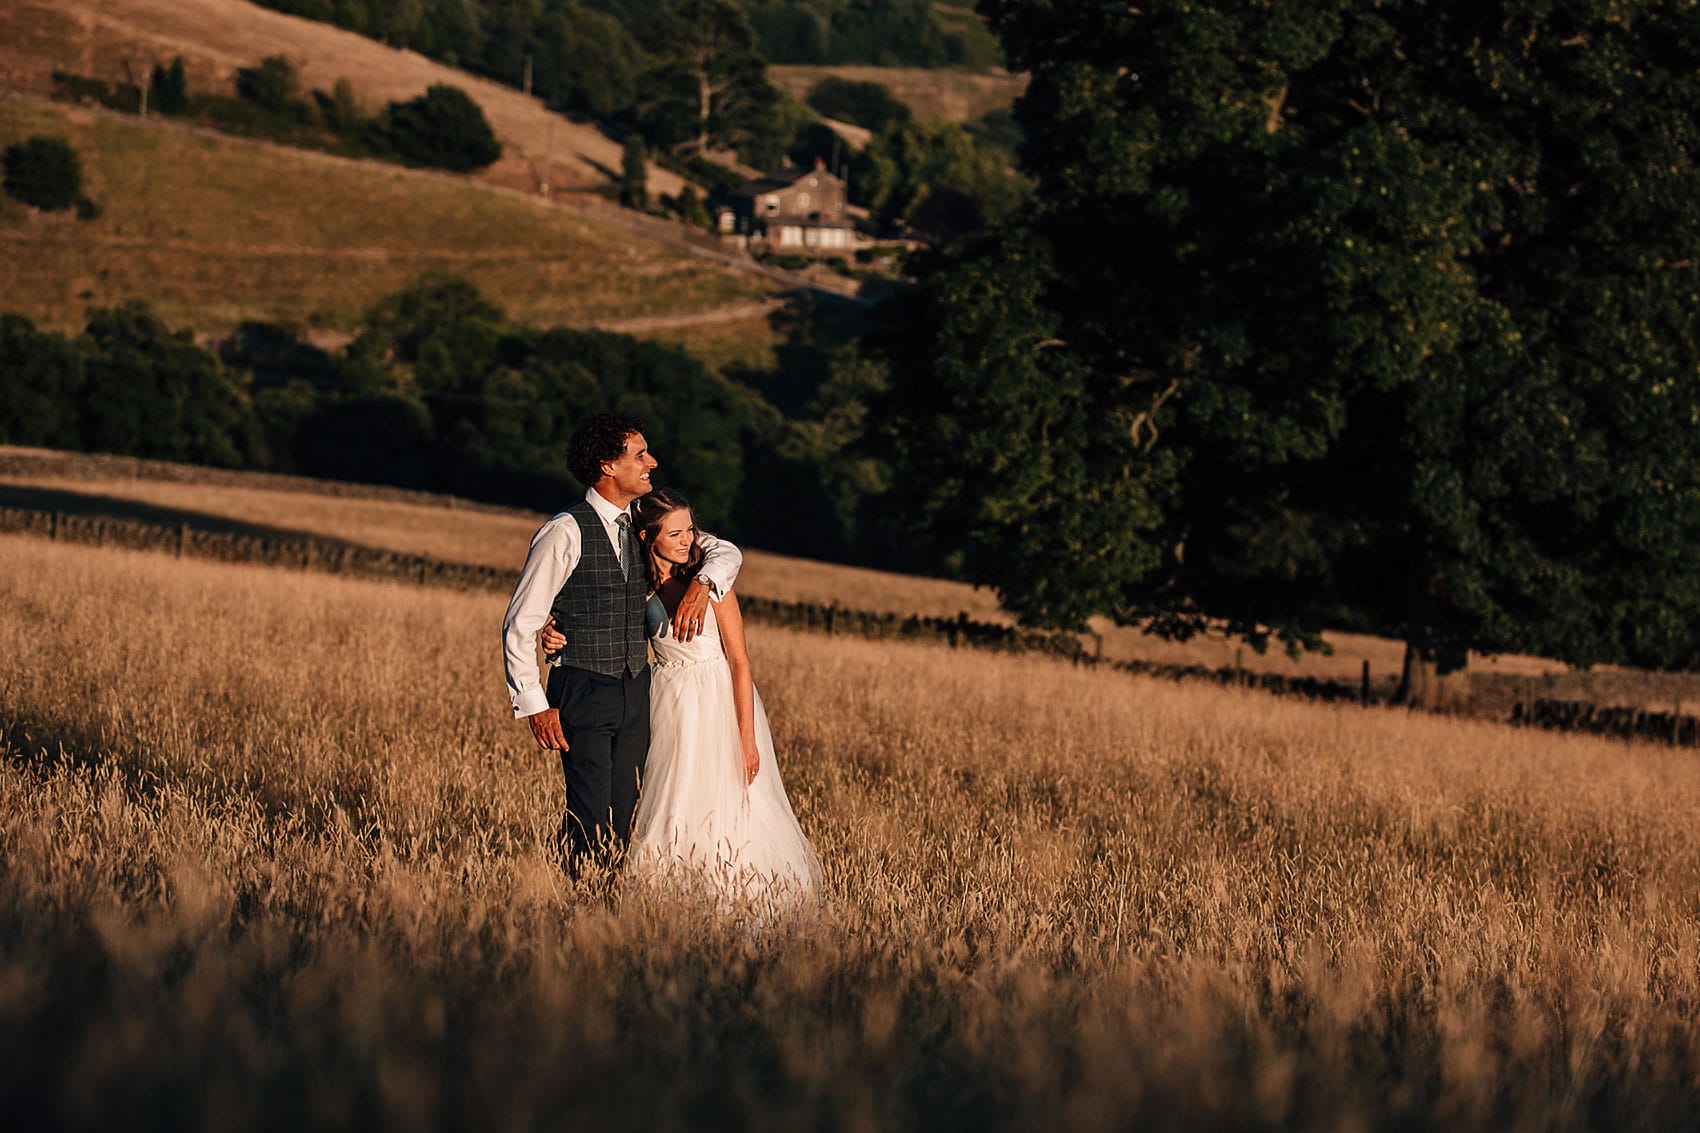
[603,431,657,499]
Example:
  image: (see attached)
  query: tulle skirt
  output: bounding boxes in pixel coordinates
[629,656,823,915]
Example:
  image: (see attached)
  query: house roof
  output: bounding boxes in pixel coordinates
[727,164,845,199]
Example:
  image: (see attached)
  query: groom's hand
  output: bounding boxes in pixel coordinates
[673,577,711,641]
[527,708,568,750]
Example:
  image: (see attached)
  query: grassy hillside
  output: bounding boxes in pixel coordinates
[0,0,682,196]
[3,533,1699,1129]
[0,98,777,336]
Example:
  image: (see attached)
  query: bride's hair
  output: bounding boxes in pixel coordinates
[633,487,706,593]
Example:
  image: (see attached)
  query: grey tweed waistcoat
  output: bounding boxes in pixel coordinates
[548,499,649,677]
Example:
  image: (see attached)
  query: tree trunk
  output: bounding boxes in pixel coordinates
[1393,640,1473,712]
[1392,562,1474,711]
[696,70,712,157]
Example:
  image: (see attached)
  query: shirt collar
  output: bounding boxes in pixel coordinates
[584,486,630,528]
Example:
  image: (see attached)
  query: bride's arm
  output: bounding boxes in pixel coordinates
[715,592,761,786]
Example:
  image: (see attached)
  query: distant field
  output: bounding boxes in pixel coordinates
[0,98,777,335]
[769,64,1026,124]
[3,534,1699,1129]
[1,449,1622,707]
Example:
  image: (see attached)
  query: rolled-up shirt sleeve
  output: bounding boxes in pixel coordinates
[502,514,581,718]
[695,531,742,601]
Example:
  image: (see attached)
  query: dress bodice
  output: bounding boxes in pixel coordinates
[647,593,727,668]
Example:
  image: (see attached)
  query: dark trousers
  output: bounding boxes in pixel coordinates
[547,664,651,872]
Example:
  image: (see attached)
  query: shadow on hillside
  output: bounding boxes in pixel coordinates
[0,484,361,551]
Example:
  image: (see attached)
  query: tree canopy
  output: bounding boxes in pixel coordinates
[2,136,83,211]
[382,84,503,171]
[881,0,1700,700]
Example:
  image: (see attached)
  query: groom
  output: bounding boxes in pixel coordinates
[501,411,742,872]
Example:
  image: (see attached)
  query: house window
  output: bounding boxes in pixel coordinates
[797,192,810,209]
[808,176,819,188]
[764,195,780,216]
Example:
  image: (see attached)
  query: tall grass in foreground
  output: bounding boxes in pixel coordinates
[2,536,1698,1131]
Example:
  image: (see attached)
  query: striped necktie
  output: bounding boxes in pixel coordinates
[615,512,636,581]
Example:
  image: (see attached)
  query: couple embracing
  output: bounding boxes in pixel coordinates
[500,412,822,909]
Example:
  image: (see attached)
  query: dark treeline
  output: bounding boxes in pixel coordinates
[56,55,501,173]
[0,278,889,560]
[246,1,999,169]
[740,1,988,66]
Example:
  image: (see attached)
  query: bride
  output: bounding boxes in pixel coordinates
[550,487,822,910]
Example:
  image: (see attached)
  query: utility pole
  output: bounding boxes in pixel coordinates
[541,119,554,195]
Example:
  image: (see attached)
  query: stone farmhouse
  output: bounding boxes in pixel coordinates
[711,159,857,251]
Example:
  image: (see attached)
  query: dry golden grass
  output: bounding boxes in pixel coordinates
[0,98,774,336]
[3,533,1699,1129]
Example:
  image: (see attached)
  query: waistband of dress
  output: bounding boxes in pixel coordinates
[651,655,721,670]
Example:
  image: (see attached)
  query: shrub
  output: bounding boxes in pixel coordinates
[149,57,190,115]
[676,185,712,228]
[50,70,141,113]
[806,77,911,133]
[619,134,647,208]
[2,136,83,211]
[236,55,301,113]
[382,85,501,172]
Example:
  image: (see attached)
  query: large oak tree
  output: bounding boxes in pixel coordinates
[884,0,1700,703]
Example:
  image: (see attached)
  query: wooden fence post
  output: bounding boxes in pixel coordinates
[1361,660,1371,705]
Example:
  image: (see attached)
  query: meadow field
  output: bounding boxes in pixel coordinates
[2,531,1699,1130]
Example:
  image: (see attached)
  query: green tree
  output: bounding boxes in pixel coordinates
[236,54,302,112]
[79,303,252,467]
[0,316,83,448]
[674,184,711,227]
[879,230,1173,614]
[892,0,1700,703]
[859,118,1027,239]
[149,56,189,116]
[2,136,82,211]
[532,4,643,117]
[382,83,502,170]
[619,133,649,208]
[805,76,911,133]
[638,0,776,157]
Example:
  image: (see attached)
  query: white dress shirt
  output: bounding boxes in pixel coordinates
[501,487,743,718]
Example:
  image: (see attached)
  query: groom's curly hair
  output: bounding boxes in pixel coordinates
[567,411,648,487]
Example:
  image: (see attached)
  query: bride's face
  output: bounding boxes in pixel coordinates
[650,508,696,566]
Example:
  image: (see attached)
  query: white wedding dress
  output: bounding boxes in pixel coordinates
[629,596,823,912]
